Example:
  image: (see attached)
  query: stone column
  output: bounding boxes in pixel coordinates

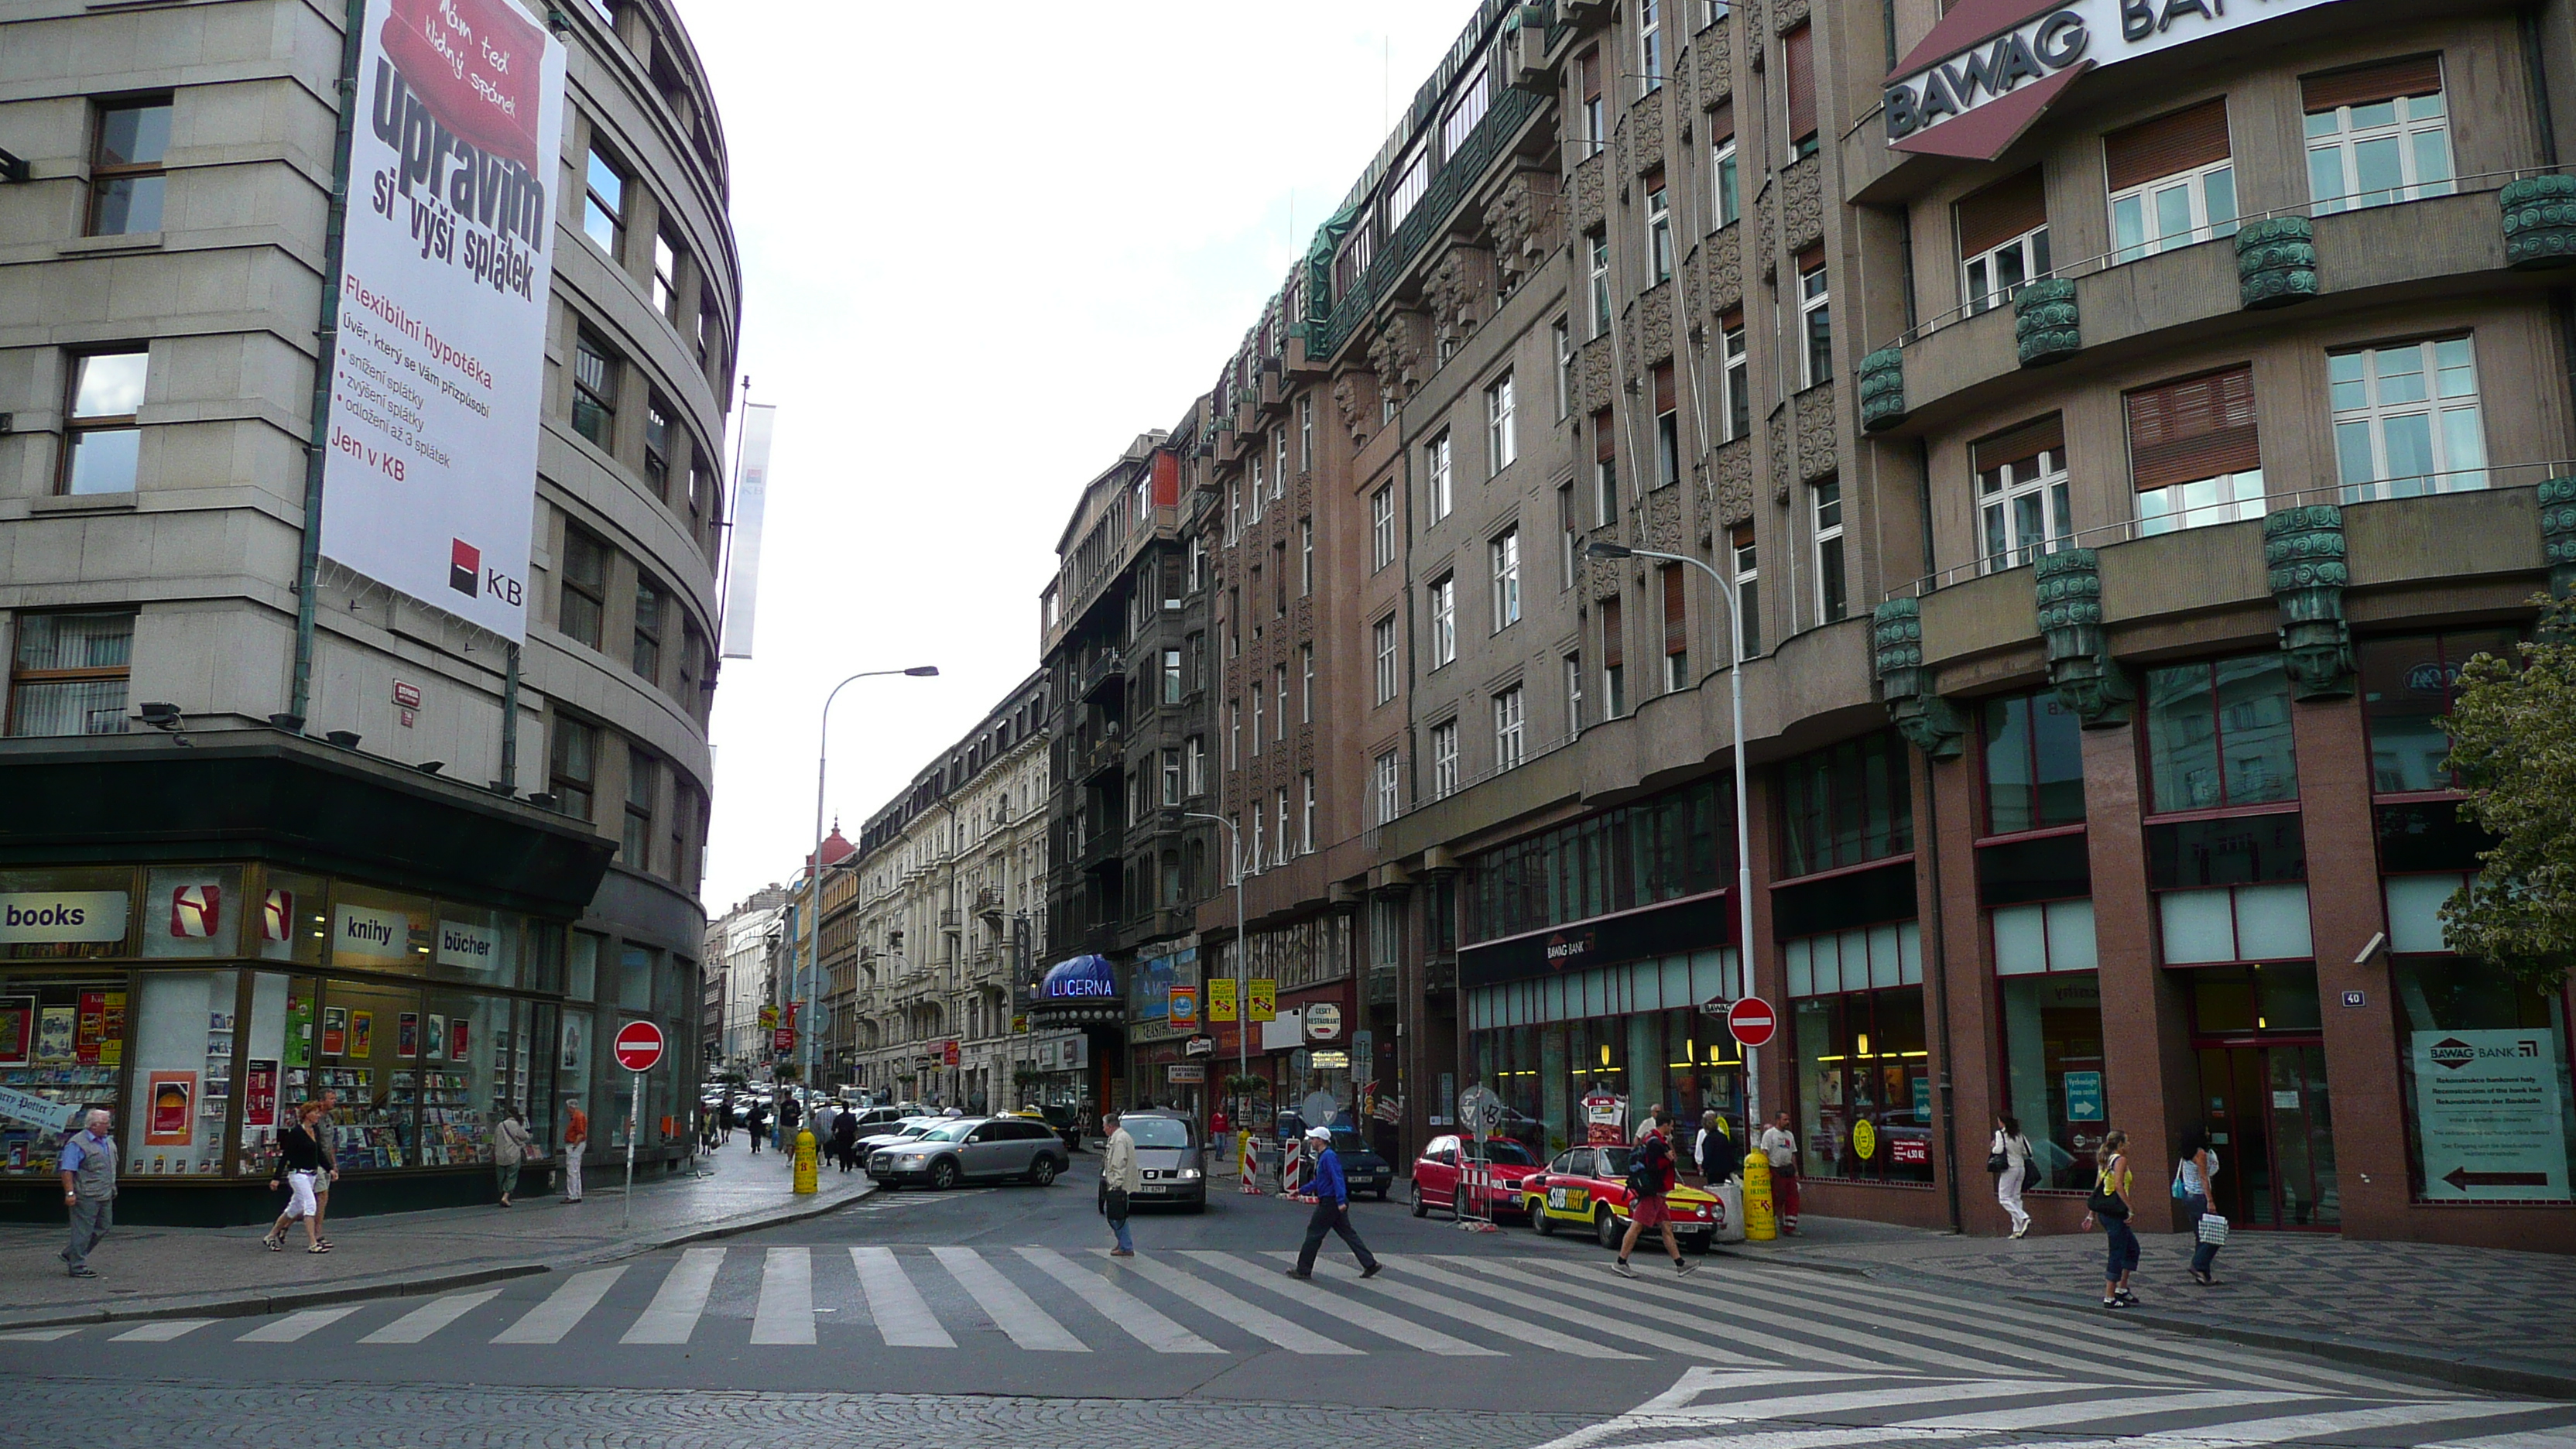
[2081,721,2193,1233]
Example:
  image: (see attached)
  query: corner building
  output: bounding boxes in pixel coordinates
[1186,0,2574,1251]
[0,0,740,1220]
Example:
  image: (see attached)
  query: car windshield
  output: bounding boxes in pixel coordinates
[1471,1140,1538,1166]
[1597,1146,1634,1176]
[921,1121,977,1142]
[1121,1118,1191,1148]
[1330,1132,1372,1156]
[888,1122,935,1138]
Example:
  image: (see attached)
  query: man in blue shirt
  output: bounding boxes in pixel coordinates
[58,1108,118,1279]
[1287,1124,1381,1279]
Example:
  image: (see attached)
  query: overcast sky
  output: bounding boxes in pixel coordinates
[685,3,1482,914]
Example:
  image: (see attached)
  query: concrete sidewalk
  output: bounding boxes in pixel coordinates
[1714,1214,2576,1397]
[0,1143,872,1330]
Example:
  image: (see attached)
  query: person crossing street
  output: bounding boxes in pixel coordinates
[1101,1109,1138,1257]
[1615,1107,1698,1279]
[1287,1124,1380,1280]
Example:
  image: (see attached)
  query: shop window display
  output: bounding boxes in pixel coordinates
[0,975,128,1177]
[252,871,329,965]
[1791,979,1932,1184]
[2,865,135,964]
[330,882,433,972]
[1999,971,2105,1189]
[125,968,239,1177]
[322,975,422,1171]
[2391,956,2573,1203]
[1467,952,1747,1156]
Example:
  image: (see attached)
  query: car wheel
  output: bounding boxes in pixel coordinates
[1533,1199,1557,1235]
[929,1156,960,1191]
[1596,1207,1623,1249]
[1410,1182,1429,1218]
[1029,1156,1059,1187]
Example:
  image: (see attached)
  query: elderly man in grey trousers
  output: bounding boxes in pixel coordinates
[58,1108,118,1279]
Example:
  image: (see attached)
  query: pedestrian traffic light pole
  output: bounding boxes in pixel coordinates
[1585,542,1761,1132]
[806,666,939,1096]
[1180,811,1247,1096]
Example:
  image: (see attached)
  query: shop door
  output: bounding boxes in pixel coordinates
[2194,1043,2338,1228]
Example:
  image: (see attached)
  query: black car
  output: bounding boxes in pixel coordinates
[1328,1129,1393,1201]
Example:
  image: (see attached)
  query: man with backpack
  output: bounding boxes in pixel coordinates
[1615,1106,1697,1280]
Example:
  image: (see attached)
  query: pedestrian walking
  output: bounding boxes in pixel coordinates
[2174,1126,2225,1286]
[560,1096,588,1202]
[309,1088,341,1242]
[779,1093,803,1151]
[57,1108,117,1278]
[1992,1113,2034,1238]
[262,1102,331,1254]
[1757,1109,1800,1234]
[1615,1107,1699,1279]
[2081,1128,2139,1308]
[718,1098,736,1143]
[492,1106,535,1207]
[1101,1108,1139,1256]
[745,1100,769,1154]
[810,1098,837,1147]
[831,1107,859,1173]
[1692,1109,1732,1186]
[1287,1124,1381,1279]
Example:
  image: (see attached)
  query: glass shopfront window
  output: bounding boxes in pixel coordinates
[0,975,128,1178]
[1999,971,2105,1189]
[1465,778,1731,943]
[2359,629,2516,796]
[1779,733,1913,879]
[330,883,433,971]
[2391,956,2572,1203]
[1786,922,1930,1184]
[123,968,238,1179]
[255,872,329,965]
[1,866,134,963]
[1465,949,1745,1156]
[2144,655,2299,811]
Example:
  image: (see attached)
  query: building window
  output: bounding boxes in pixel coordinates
[1161,748,1182,807]
[1386,146,1430,229]
[1373,617,1398,705]
[1300,519,1314,595]
[1592,409,1619,526]
[1228,699,1241,770]
[1579,49,1606,158]
[1601,594,1626,719]
[2304,57,2451,215]
[624,748,657,869]
[1429,719,1460,800]
[2358,629,2518,794]
[1653,365,1680,490]
[1779,731,1913,878]
[2144,655,2299,812]
[1730,523,1761,659]
[1228,479,1241,543]
[1495,686,1526,772]
[1301,773,1315,851]
[87,98,172,236]
[1974,416,2072,573]
[1490,529,1521,629]
[1430,574,1458,669]
[1300,395,1314,471]
[1443,63,1490,160]
[583,146,627,258]
[1553,317,1574,418]
[1558,484,1579,588]
[1797,252,1831,388]
[1251,810,1263,873]
[1300,643,1314,722]
[573,333,618,449]
[1957,168,2050,315]
[1276,787,1292,865]
[1273,429,1287,498]
[1184,737,1206,797]
[2332,337,2485,501]
[1783,22,1817,159]
[1427,432,1453,522]
[652,228,683,324]
[61,350,149,495]
[1249,455,1264,524]
[2127,365,2263,534]
[1812,478,1846,625]
[1486,373,1516,474]
[1162,648,1182,704]
[2105,100,2236,264]
[1250,687,1262,757]
[1720,316,1749,442]
[1788,933,1930,1183]
[643,399,673,499]
[1711,104,1740,226]
[1371,484,1396,571]
[1275,664,1288,740]
[1588,232,1612,338]
[550,717,599,820]
[1187,632,1208,693]
[1646,176,1673,281]
[1374,750,1401,825]
[1564,652,1584,736]
[560,527,608,649]
[632,574,664,682]
[1981,690,2085,834]
[5,612,134,737]
[1638,0,1663,89]
[1661,564,1690,691]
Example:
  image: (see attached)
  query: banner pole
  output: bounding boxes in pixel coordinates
[288,0,368,725]
[624,1068,641,1231]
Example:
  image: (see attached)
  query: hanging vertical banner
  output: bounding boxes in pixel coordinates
[720,403,776,659]
[319,0,566,641]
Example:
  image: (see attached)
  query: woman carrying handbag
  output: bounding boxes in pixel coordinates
[2079,1129,2138,1308]
[2174,1126,2226,1285]
[1989,1114,2033,1238]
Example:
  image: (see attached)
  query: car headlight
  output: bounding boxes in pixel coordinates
[895,1153,928,1165]
[1178,1168,1202,1180]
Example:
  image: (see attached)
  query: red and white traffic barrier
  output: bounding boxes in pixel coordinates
[1238,1131,1261,1194]
[1279,1138,1303,1197]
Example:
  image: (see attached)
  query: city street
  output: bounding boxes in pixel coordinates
[3,1157,2571,1447]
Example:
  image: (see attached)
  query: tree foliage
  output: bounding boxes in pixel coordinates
[2441,598,2576,994]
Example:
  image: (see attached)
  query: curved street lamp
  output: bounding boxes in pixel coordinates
[802,666,939,1093]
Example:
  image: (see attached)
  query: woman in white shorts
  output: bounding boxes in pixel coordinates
[263,1102,331,1254]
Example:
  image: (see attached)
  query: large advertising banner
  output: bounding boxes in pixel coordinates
[720,403,776,659]
[2413,1029,2571,1201]
[320,0,566,642]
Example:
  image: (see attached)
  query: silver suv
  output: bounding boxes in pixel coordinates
[869,1115,1068,1190]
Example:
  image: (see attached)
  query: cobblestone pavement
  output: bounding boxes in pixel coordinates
[0,1381,1600,1448]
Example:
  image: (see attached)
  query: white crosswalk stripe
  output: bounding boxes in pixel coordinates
[2424,1431,2576,1449]
[1182,1249,1502,1356]
[750,1246,814,1345]
[491,1266,625,1345]
[1371,1255,1755,1362]
[235,1305,362,1342]
[0,1328,80,1341]
[1312,1254,1642,1360]
[1673,1263,2170,1384]
[358,1288,501,1345]
[931,1244,1086,1351]
[1013,1247,1223,1355]
[1900,1387,2307,1431]
[1101,1250,1361,1355]
[108,1318,212,1342]
[622,1245,721,1345]
[1512,1259,1882,1371]
[850,1246,953,1348]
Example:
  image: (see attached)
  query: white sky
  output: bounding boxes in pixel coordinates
[686,2,1483,914]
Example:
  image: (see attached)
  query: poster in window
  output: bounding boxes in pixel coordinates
[320,1007,348,1057]
[144,1071,194,1146]
[351,1011,373,1058]
[0,998,31,1067]
[36,1005,74,1064]
[2413,1029,2571,1201]
[99,990,125,1067]
[426,1014,446,1061]
[244,1060,278,1129]
[560,1015,584,1071]
[449,1016,471,1062]
[398,1012,420,1059]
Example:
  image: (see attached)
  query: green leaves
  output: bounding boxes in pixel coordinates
[2440,597,2576,994]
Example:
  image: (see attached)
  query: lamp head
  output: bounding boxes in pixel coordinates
[1584,542,1636,560]
[135,702,182,729]
[904,666,940,677]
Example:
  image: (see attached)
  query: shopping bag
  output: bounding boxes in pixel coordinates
[2195,1211,2230,1245]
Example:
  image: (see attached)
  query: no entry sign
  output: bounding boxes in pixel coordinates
[1728,996,1777,1050]
[612,1019,666,1073]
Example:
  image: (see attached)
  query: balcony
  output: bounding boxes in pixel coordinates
[939,908,961,930]
[1365,964,1399,1006]
[974,886,1005,920]
[1077,650,1125,701]
[1078,734,1123,780]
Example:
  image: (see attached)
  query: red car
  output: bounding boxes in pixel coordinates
[1410,1134,1545,1220]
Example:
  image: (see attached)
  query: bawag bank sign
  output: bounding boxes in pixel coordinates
[321,0,567,641]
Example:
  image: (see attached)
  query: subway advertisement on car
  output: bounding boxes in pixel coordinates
[320,0,566,641]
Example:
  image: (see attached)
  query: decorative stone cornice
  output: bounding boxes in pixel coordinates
[2033,548,2130,726]
[2502,176,2576,271]
[1858,347,1906,432]
[1872,598,1963,758]
[2263,504,2353,700]
[2012,279,2078,368]
[2236,217,2318,310]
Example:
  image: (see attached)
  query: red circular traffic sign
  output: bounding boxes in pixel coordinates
[612,1019,666,1073]
[1728,996,1777,1049]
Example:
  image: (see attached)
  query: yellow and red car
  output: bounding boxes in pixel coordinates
[1521,1142,1721,1251]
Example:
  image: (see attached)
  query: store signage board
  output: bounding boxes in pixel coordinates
[0,1084,78,1134]
[1167,985,1198,1029]
[332,903,413,965]
[1882,0,2347,159]
[436,919,502,971]
[1167,1064,1205,1084]
[612,1020,665,1073]
[0,892,128,944]
[1728,996,1776,1049]
[1303,1003,1342,1041]
[320,0,567,640]
[2413,1029,2569,1200]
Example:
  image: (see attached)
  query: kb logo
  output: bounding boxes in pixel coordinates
[449,537,524,607]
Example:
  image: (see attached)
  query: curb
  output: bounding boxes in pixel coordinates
[0,1180,873,1334]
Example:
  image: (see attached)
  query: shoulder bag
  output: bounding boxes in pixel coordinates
[2085,1165,2129,1220]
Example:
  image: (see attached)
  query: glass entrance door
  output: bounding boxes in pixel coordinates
[2194,1042,2338,1228]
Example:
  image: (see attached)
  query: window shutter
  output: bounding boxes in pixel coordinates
[1643,165,1666,195]
[2102,98,2232,194]
[2125,365,2259,492]
[1594,407,1617,463]
[1602,595,1624,669]
[1663,566,1688,656]
[1783,23,1817,143]
[1719,306,1744,334]
[1653,363,1676,415]
[2302,55,2442,113]
[1795,243,1824,277]
[1970,414,2066,475]
[1581,49,1602,104]
[1709,100,1735,144]
[1954,167,2048,259]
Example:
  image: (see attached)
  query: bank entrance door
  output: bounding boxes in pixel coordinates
[2193,1042,2338,1228]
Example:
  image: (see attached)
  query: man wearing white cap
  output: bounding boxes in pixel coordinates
[1286,1123,1380,1279]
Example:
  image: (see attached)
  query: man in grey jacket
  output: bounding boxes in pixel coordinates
[1101,1110,1138,1256]
[58,1108,117,1278]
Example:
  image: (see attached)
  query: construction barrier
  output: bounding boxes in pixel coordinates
[1280,1137,1304,1197]
[1238,1130,1261,1194]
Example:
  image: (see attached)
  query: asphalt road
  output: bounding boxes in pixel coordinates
[3,1153,2571,1447]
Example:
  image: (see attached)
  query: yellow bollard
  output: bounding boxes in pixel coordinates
[1742,1148,1777,1241]
[793,1127,818,1194]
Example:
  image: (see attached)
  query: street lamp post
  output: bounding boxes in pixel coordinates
[1586,542,1761,1132]
[808,666,939,1101]
[1180,810,1247,1102]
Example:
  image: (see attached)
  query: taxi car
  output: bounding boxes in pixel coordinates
[1520,1142,1721,1251]
[1410,1134,1545,1219]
